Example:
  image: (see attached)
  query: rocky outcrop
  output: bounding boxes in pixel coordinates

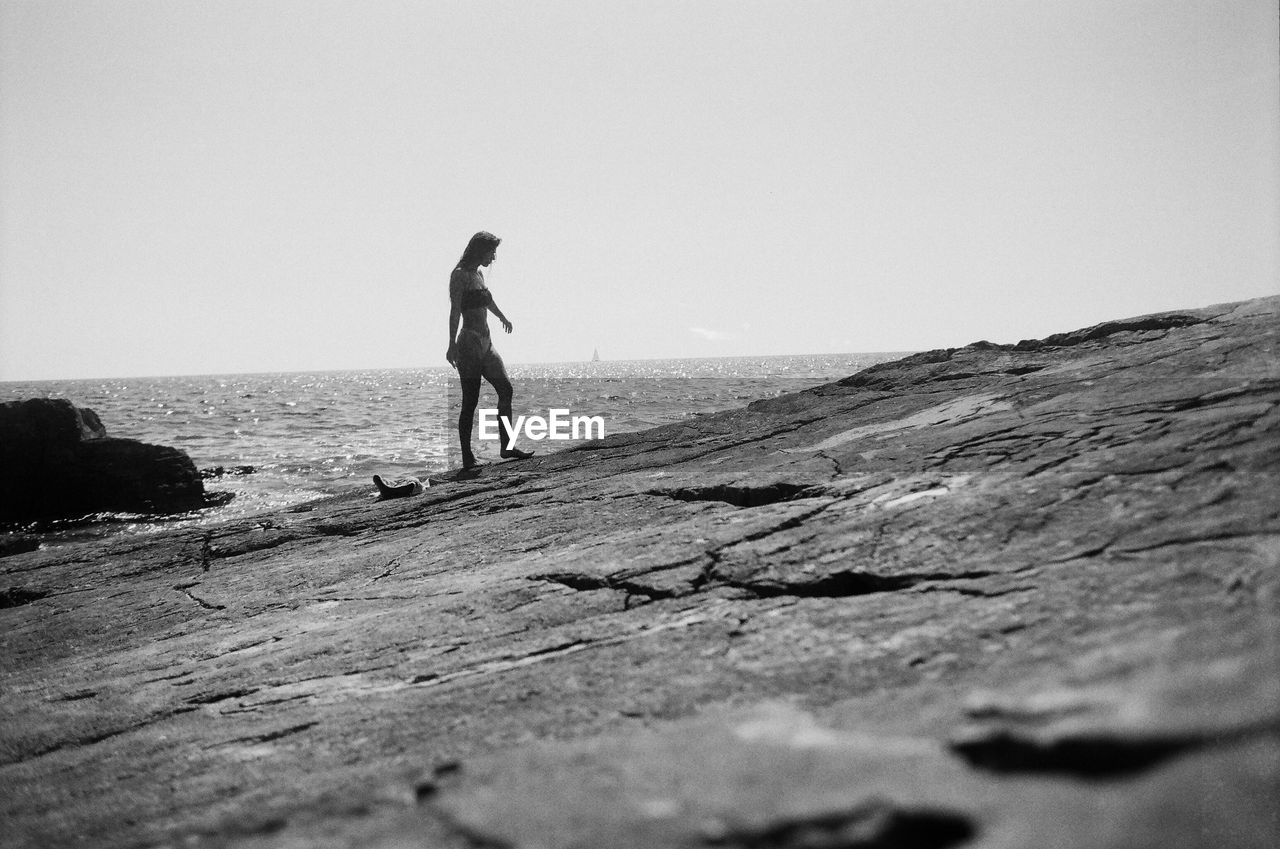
[0,398,224,524]
[0,533,39,558]
[0,297,1277,848]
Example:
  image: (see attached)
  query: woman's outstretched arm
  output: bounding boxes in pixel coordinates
[487,298,513,334]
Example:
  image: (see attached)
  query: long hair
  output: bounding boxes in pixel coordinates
[456,231,501,269]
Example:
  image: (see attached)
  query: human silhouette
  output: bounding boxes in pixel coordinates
[446,231,533,469]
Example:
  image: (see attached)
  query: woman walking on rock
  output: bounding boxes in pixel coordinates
[446,231,533,469]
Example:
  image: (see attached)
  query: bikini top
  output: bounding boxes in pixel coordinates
[458,288,492,311]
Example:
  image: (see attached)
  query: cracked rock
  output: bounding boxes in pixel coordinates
[1,297,1277,849]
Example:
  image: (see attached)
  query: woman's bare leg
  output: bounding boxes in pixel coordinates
[488,373,532,459]
[458,377,482,468]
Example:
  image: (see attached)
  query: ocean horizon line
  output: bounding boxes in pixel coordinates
[1,350,918,386]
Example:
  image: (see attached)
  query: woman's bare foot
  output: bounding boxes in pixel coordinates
[500,448,534,460]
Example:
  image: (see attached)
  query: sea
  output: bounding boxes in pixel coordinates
[3,353,905,545]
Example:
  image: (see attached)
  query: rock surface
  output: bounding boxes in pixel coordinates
[1,297,1277,848]
[0,398,222,524]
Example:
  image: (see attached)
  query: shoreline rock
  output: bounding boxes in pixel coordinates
[0,398,229,525]
[0,297,1276,848]
[0,533,40,559]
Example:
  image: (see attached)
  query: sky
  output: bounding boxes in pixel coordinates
[1,0,1277,380]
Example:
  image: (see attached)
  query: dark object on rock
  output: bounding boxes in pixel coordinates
[0,398,223,523]
[200,465,257,479]
[373,474,425,499]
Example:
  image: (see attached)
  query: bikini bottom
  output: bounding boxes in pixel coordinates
[456,329,508,383]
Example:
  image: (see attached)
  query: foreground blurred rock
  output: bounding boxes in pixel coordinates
[0,398,225,524]
[1,297,1277,848]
